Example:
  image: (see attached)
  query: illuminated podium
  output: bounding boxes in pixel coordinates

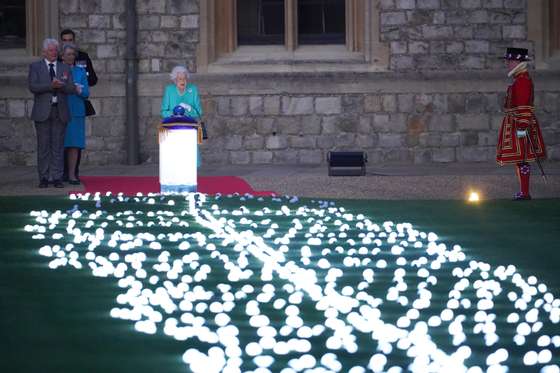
[158,117,201,194]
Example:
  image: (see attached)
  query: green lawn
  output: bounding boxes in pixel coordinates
[0,195,559,372]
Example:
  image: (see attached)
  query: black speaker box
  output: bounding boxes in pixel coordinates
[327,151,367,176]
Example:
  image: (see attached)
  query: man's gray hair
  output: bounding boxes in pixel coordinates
[61,43,77,54]
[169,65,190,82]
[42,38,59,51]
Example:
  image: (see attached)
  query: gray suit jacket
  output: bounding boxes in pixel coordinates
[28,60,76,123]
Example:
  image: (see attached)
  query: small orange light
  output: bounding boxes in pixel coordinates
[468,192,480,202]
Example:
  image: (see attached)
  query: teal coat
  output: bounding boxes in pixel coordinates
[160,83,203,119]
[160,83,203,168]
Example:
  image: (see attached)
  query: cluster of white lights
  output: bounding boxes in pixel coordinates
[25,191,560,373]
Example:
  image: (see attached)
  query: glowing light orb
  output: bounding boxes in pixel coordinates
[27,194,560,373]
[467,191,481,202]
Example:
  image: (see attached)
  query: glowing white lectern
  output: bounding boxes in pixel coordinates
[159,121,200,193]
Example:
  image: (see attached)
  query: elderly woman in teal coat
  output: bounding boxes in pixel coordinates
[160,66,203,167]
[62,43,89,185]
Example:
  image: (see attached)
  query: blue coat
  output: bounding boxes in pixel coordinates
[67,65,89,117]
[64,66,89,149]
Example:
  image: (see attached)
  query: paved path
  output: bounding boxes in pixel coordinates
[1,161,559,200]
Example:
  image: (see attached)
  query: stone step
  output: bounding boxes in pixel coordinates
[0,55,37,74]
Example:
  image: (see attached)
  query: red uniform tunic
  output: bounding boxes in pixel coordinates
[496,70,546,165]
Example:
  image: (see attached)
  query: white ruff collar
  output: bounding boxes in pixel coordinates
[508,62,528,77]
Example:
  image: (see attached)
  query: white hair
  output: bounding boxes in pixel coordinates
[42,38,59,51]
[61,43,77,54]
[169,65,190,82]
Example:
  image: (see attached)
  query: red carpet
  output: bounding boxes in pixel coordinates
[76,176,275,196]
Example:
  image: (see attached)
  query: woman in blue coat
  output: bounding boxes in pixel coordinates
[160,65,203,167]
[61,43,89,185]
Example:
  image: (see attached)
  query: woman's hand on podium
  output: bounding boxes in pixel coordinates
[179,103,193,113]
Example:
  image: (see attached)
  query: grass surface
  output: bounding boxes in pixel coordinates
[0,196,559,372]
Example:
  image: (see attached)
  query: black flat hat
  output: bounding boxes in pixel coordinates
[501,47,531,61]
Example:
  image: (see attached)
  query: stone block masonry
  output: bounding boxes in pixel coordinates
[59,0,200,75]
[166,72,560,165]
[380,0,532,71]
[0,0,558,167]
[2,71,559,167]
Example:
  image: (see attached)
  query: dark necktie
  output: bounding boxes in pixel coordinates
[49,63,55,80]
[49,63,58,100]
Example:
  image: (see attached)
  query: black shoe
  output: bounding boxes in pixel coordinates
[68,179,81,185]
[53,180,64,188]
[513,192,531,201]
[38,179,49,188]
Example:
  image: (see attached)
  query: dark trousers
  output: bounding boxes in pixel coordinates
[34,106,66,181]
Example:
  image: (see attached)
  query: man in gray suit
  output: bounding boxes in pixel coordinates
[28,38,76,188]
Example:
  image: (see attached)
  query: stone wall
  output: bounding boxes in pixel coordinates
[2,71,559,167]
[59,0,200,75]
[380,0,532,71]
[43,0,200,166]
[1,0,559,168]
[195,72,560,165]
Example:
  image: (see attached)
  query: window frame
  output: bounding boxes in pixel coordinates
[237,0,286,46]
[549,0,560,58]
[528,0,560,69]
[197,0,388,73]
[0,0,59,58]
[0,1,27,50]
[296,0,347,45]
